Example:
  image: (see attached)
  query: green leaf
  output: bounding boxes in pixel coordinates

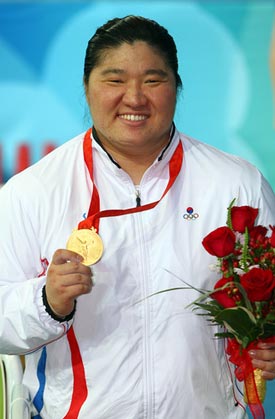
[215,306,261,347]
[262,322,275,337]
[263,313,275,322]
[215,331,235,339]
[228,282,253,312]
[194,301,224,318]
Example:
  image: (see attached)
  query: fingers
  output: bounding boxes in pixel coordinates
[45,272,93,317]
[45,250,95,317]
[249,345,275,380]
[47,262,93,291]
[50,260,91,283]
[251,358,275,380]
[52,249,83,265]
[48,249,92,286]
[257,342,275,350]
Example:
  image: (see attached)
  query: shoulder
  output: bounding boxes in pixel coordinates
[3,132,86,196]
[178,131,261,182]
[174,130,275,225]
[30,131,86,177]
[0,131,87,218]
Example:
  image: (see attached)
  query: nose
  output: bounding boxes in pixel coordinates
[122,81,147,107]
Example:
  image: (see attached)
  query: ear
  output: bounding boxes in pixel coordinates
[83,77,89,102]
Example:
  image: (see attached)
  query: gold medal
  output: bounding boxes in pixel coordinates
[66,227,104,266]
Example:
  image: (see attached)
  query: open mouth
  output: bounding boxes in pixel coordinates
[119,114,147,121]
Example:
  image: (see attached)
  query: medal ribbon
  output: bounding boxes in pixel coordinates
[79,127,183,232]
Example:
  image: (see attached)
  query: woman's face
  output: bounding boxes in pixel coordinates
[85,41,177,157]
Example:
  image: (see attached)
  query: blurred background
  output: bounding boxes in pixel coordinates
[0,0,274,416]
[0,1,274,186]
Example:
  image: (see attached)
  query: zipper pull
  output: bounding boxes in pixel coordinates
[135,187,141,207]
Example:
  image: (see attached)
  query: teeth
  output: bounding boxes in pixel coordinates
[120,114,146,121]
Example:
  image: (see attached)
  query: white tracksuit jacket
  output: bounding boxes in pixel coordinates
[0,127,275,419]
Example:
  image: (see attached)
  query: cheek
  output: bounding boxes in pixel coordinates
[154,89,176,115]
[89,89,122,114]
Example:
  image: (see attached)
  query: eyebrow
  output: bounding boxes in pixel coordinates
[100,68,169,77]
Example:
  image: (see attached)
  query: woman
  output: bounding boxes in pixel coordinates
[0,15,275,419]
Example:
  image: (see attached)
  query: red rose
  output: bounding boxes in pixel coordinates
[249,225,268,244]
[202,226,235,257]
[231,205,258,233]
[240,268,275,302]
[211,277,237,308]
[270,225,275,247]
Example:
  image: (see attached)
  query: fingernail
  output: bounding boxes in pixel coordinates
[249,350,256,357]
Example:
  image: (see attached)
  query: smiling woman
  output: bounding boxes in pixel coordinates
[83,16,181,184]
[84,41,177,184]
[0,14,275,419]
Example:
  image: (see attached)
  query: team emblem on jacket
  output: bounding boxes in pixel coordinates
[183,207,199,220]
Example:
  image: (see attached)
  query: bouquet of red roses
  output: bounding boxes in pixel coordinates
[195,199,275,419]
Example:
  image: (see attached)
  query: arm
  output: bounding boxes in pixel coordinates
[0,177,92,354]
[250,173,275,380]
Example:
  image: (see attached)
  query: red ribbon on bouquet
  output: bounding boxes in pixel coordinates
[226,337,275,419]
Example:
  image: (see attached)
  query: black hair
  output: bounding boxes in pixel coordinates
[83,15,182,92]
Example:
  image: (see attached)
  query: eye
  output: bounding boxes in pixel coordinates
[108,79,123,84]
[145,79,160,84]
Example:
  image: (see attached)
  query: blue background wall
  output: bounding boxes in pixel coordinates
[0,1,274,416]
[0,1,275,186]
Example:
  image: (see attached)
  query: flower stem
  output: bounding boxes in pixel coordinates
[227,198,236,230]
[240,227,249,272]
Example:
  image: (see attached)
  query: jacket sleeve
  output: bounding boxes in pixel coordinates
[256,172,275,226]
[0,177,71,355]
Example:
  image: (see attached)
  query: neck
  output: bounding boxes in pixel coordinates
[92,126,174,184]
[113,154,155,184]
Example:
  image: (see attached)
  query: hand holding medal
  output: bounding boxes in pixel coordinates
[66,227,104,266]
[45,248,94,320]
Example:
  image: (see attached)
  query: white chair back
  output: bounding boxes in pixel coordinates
[0,355,31,419]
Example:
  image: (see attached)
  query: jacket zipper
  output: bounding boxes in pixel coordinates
[135,186,141,207]
[135,211,154,418]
